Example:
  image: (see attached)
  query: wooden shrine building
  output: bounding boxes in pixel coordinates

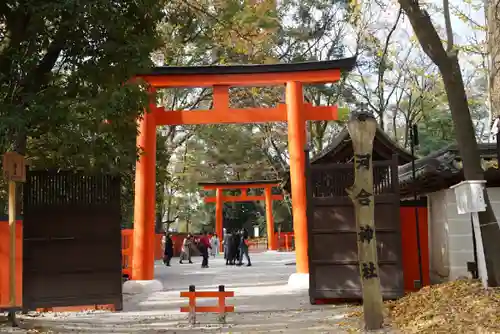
[398,143,500,197]
[284,127,431,303]
[309,127,413,165]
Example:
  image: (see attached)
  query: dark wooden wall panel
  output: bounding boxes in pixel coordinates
[307,155,404,303]
[310,233,400,263]
[22,171,122,310]
[313,264,404,299]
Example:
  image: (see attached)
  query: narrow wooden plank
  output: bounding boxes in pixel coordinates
[180,291,234,298]
[180,306,234,313]
[204,194,283,203]
[155,104,340,126]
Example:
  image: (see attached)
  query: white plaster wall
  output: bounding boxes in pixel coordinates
[428,187,500,282]
[444,188,474,280]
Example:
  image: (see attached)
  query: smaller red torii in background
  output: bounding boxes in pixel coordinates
[199,180,284,251]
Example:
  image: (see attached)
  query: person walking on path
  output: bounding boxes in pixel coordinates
[210,233,220,258]
[223,230,232,263]
[162,232,174,266]
[179,233,194,264]
[237,229,252,267]
[230,230,241,265]
[199,232,212,268]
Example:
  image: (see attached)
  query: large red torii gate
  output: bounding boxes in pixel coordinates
[131,57,356,282]
[199,180,284,251]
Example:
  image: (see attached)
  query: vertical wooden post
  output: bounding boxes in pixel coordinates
[217,285,226,324]
[264,187,277,250]
[188,285,196,325]
[346,109,384,330]
[286,81,309,274]
[132,104,157,281]
[213,86,230,112]
[3,151,25,326]
[277,225,281,250]
[9,181,16,307]
[215,188,224,252]
[8,181,16,314]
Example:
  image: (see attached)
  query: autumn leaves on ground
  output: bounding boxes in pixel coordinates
[346,280,500,333]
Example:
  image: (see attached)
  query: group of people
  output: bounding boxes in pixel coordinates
[161,232,222,269]
[223,228,251,267]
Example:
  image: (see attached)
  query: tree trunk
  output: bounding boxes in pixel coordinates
[441,56,500,286]
[486,0,500,286]
[488,0,500,119]
[399,0,500,286]
[156,211,163,233]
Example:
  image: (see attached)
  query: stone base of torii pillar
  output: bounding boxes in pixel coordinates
[287,273,309,290]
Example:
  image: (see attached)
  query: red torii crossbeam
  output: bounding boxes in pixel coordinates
[199,180,284,251]
[131,57,356,281]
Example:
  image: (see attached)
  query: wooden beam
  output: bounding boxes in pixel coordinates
[204,194,284,203]
[154,104,343,126]
[139,69,341,88]
[200,183,281,190]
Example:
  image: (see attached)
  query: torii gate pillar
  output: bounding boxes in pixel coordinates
[286,81,308,274]
[264,187,277,251]
[215,188,223,247]
[132,106,157,281]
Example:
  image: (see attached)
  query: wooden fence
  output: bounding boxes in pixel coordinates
[180,285,234,324]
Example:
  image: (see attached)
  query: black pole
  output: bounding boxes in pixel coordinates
[410,124,424,288]
[496,117,500,157]
[470,215,479,279]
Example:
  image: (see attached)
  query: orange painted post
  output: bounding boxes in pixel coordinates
[213,86,230,112]
[264,187,277,250]
[217,285,227,323]
[215,188,224,252]
[188,285,196,325]
[0,220,22,309]
[132,106,157,281]
[121,229,133,279]
[286,81,309,274]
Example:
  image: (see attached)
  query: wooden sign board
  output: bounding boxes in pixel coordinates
[2,152,26,183]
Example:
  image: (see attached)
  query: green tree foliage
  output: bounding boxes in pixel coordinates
[154,0,355,233]
[158,0,279,66]
[276,0,352,154]
[153,0,285,232]
[0,0,165,217]
[6,0,489,238]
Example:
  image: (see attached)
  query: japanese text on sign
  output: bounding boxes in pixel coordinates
[2,152,26,183]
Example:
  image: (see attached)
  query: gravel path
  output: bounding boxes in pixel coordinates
[0,252,395,333]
